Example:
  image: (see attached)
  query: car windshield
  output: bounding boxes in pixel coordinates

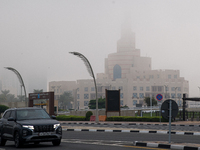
[16,109,51,120]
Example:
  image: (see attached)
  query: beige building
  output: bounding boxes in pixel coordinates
[48,23,189,110]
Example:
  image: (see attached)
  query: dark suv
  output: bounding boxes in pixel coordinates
[0,107,62,148]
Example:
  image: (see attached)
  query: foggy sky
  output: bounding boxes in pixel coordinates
[1,0,200,97]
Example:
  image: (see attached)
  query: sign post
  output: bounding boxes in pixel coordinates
[156,94,163,123]
[161,99,178,144]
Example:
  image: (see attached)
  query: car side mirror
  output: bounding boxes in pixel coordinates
[51,115,56,119]
[8,117,15,121]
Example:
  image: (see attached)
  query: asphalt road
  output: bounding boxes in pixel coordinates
[61,122,200,132]
[0,131,199,150]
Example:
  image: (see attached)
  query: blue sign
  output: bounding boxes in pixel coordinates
[156,94,163,101]
[38,94,40,99]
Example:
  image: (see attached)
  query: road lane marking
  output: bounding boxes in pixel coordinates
[124,145,167,150]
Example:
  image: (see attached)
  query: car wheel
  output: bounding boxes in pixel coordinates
[14,132,23,148]
[52,139,61,146]
[0,136,6,146]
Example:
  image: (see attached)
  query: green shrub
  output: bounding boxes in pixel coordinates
[0,105,9,114]
[56,115,86,121]
[85,111,93,121]
[106,116,168,122]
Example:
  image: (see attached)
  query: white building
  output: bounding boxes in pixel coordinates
[49,23,189,110]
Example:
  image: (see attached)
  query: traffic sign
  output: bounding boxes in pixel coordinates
[156,94,163,101]
[161,99,178,120]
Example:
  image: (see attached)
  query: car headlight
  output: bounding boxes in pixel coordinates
[23,125,34,130]
[54,123,60,129]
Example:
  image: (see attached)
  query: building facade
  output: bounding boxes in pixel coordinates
[48,23,189,110]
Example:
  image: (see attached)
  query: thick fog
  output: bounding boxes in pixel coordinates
[1,0,200,96]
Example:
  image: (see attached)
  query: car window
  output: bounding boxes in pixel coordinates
[3,111,11,119]
[10,110,16,119]
[16,109,50,120]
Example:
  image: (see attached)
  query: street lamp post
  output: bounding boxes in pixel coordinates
[164,85,168,100]
[175,87,178,104]
[69,52,99,123]
[4,67,27,107]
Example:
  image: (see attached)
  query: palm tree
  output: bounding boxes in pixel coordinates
[33,89,43,93]
[0,90,10,102]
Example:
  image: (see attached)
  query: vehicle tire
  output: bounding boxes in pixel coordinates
[52,139,61,146]
[0,136,6,146]
[14,132,23,148]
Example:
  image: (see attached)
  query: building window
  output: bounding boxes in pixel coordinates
[168,75,171,79]
[165,86,169,92]
[145,93,150,97]
[113,64,121,80]
[84,94,89,99]
[120,93,123,99]
[120,100,123,106]
[157,75,160,78]
[77,88,79,91]
[97,86,102,92]
[77,94,80,99]
[119,86,123,91]
[112,87,116,90]
[90,93,95,99]
[177,93,181,98]
[146,87,150,91]
[133,100,137,105]
[158,86,162,92]
[139,93,144,98]
[178,87,181,91]
[149,75,154,79]
[133,93,137,98]
[84,87,88,92]
[133,86,137,91]
[171,93,175,98]
[84,101,89,106]
[171,87,175,91]
[137,76,140,79]
[174,75,177,78]
[91,87,95,91]
[140,87,143,91]
[152,86,157,92]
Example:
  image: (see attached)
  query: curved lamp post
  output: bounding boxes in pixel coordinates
[4,67,27,107]
[69,52,99,123]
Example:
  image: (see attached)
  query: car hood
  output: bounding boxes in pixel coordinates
[17,119,59,125]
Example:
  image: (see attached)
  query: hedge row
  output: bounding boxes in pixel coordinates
[56,115,85,121]
[56,115,169,122]
[106,116,168,122]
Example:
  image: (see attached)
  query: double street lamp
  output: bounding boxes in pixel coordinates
[69,52,99,123]
[4,67,27,107]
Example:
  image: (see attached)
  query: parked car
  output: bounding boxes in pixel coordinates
[0,107,62,148]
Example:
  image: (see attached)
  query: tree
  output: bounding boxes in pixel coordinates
[144,97,157,106]
[59,92,73,110]
[17,95,25,102]
[88,97,105,109]
[0,90,10,102]
[0,105,9,114]
[33,89,43,93]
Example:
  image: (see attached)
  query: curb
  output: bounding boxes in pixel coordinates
[60,122,200,127]
[62,128,200,136]
[134,141,200,150]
